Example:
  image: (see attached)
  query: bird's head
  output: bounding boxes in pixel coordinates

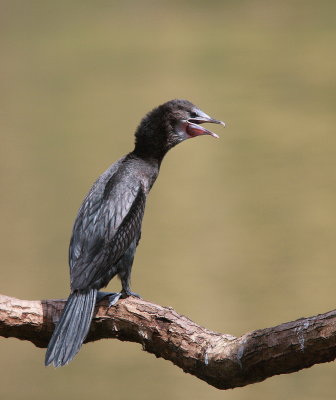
[134,99,225,160]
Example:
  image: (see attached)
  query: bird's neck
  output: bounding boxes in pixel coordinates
[126,152,161,193]
[128,152,162,171]
[133,121,171,163]
[132,145,166,166]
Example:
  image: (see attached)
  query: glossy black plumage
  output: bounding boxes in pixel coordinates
[69,155,148,291]
[45,99,224,367]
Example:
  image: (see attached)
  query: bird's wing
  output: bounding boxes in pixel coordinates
[69,170,146,290]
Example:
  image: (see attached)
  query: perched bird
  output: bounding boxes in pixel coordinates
[45,99,225,367]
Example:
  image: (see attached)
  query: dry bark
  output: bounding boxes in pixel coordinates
[0,293,335,389]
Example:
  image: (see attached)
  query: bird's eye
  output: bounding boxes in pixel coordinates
[190,111,198,118]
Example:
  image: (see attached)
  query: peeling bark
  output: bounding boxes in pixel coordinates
[0,294,335,389]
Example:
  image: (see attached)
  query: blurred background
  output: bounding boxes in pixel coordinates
[1,0,336,399]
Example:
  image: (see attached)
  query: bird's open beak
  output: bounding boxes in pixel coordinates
[186,117,225,139]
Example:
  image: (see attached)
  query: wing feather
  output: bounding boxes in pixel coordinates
[69,163,146,291]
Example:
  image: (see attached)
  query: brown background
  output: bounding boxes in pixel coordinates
[1,1,336,399]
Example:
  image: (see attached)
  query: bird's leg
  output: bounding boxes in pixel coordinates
[117,242,141,300]
[119,266,141,300]
[119,267,141,299]
[100,240,141,307]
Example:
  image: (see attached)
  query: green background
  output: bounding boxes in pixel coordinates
[1,1,336,399]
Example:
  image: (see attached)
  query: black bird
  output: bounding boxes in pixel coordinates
[45,99,225,367]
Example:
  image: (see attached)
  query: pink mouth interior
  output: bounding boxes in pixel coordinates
[186,123,219,138]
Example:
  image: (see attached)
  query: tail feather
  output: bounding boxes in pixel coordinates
[45,289,97,367]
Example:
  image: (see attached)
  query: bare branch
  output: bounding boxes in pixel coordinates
[0,294,335,389]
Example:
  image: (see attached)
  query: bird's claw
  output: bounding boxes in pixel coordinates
[108,291,141,307]
[96,290,141,308]
[121,290,141,299]
[96,291,121,306]
[108,292,122,307]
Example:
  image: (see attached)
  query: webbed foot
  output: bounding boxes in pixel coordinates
[107,290,140,307]
[96,291,121,306]
[107,292,122,306]
[96,290,141,307]
[121,289,141,299]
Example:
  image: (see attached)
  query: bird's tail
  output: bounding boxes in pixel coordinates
[45,289,97,367]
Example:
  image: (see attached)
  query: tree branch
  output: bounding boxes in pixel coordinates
[0,293,335,389]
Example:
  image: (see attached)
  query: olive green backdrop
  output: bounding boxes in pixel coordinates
[1,1,335,399]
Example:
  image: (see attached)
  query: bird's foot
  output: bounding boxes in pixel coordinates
[107,290,141,307]
[96,291,121,306]
[121,289,141,299]
[96,290,141,307]
[107,292,123,307]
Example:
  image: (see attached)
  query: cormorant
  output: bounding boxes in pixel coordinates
[45,99,225,367]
